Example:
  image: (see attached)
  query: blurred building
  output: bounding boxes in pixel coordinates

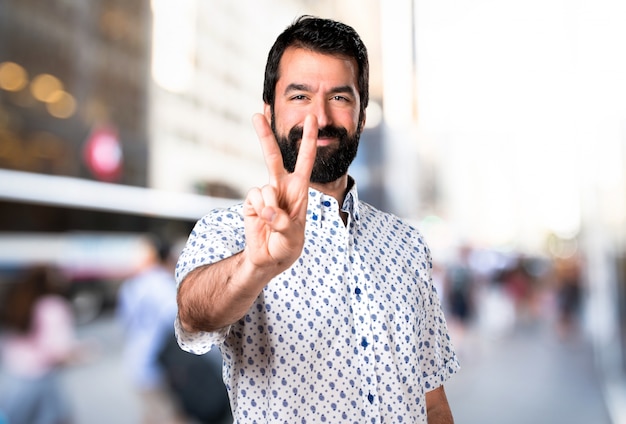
[0,0,151,186]
[0,0,387,218]
[410,0,626,421]
[148,0,386,202]
[0,0,388,319]
[0,0,158,235]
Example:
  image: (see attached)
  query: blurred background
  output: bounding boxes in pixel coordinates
[0,0,625,423]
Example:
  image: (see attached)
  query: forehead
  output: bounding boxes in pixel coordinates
[277,47,359,91]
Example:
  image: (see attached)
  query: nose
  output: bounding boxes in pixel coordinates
[311,99,332,129]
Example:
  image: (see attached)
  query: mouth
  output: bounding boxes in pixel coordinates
[316,136,337,147]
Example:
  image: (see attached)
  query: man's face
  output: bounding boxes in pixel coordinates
[264,47,365,184]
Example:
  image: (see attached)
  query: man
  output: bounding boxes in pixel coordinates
[117,236,187,423]
[175,15,460,423]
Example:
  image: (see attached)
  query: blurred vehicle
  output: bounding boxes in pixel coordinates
[0,169,238,324]
[0,232,148,324]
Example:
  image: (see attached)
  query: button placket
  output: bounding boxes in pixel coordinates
[349,225,379,413]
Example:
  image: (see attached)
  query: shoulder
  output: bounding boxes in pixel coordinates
[176,204,246,283]
[186,204,245,241]
[358,201,431,253]
[193,204,245,231]
[359,201,423,234]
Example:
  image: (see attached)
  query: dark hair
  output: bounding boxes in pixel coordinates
[0,266,66,333]
[262,15,369,124]
[142,233,173,264]
[153,235,172,264]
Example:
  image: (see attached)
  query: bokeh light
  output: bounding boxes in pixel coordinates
[0,61,28,92]
[30,73,64,103]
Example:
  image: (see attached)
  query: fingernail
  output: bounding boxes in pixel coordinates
[262,208,276,222]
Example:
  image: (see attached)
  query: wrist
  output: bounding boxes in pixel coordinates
[237,248,284,289]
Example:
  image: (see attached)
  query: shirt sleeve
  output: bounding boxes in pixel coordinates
[174,315,231,355]
[418,244,461,391]
[174,205,246,354]
[175,204,246,286]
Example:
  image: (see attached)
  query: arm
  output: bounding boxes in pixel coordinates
[177,114,318,333]
[177,249,281,332]
[426,385,454,424]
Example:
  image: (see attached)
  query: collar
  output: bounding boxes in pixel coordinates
[306,176,361,227]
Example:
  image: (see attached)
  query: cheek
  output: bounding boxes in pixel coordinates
[335,110,360,133]
[274,107,306,134]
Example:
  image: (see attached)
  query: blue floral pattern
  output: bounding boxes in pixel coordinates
[175,182,459,423]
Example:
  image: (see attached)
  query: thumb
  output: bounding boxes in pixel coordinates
[261,206,293,234]
[261,206,277,223]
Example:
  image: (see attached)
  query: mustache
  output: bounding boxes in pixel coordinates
[287,125,348,143]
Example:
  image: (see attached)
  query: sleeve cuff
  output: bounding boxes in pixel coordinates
[174,315,231,355]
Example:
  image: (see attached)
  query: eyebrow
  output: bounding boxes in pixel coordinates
[284,83,357,97]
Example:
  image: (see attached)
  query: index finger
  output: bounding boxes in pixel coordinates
[252,113,286,182]
[293,114,317,179]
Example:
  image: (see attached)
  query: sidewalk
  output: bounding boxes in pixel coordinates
[59,314,230,424]
[21,312,614,424]
[445,320,613,424]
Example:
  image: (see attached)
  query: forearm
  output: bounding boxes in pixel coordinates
[428,407,454,424]
[426,386,454,424]
[176,249,279,333]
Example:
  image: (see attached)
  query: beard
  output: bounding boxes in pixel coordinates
[271,117,361,184]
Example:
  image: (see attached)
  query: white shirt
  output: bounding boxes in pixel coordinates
[175,182,460,423]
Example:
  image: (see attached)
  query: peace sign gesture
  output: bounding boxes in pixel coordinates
[243,113,318,272]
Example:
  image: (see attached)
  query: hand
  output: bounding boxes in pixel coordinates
[243,113,317,271]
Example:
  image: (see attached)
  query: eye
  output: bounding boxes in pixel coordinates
[331,95,350,102]
[290,94,308,101]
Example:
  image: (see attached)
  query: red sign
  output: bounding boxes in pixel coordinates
[83,126,123,182]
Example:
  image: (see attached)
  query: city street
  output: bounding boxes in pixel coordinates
[42,310,614,424]
[444,321,612,424]
[2,2,626,422]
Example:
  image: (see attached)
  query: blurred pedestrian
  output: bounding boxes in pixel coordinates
[0,265,85,424]
[444,245,477,347]
[116,235,187,424]
[502,256,534,324]
[554,254,583,339]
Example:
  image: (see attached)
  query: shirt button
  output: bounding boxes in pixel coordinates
[355,287,361,295]
[367,392,375,404]
[361,337,369,349]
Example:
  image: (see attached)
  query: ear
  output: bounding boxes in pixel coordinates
[359,109,367,132]
[263,103,272,123]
